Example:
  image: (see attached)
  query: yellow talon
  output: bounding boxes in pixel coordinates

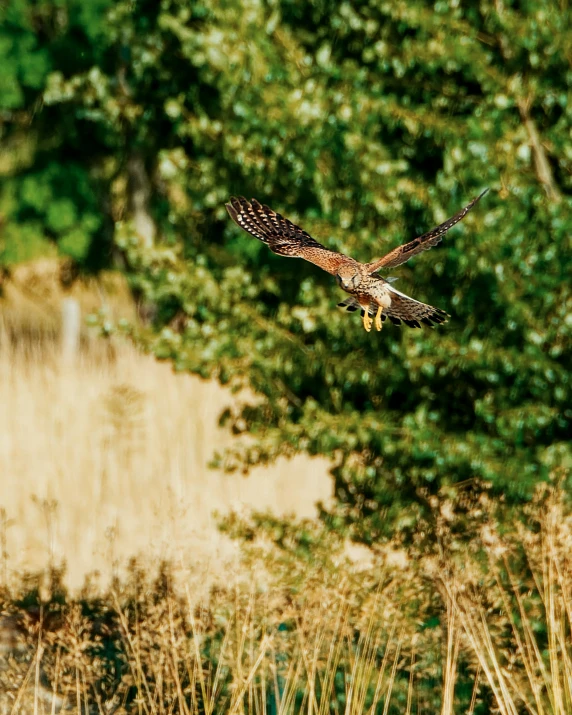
[374,305,383,331]
[363,310,373,332]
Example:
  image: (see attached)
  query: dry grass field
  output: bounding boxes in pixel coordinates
[1,261,571,714]
[1,487,571,715]
[0,261,331,592]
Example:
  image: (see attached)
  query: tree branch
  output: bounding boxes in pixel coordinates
[518,99,561,203]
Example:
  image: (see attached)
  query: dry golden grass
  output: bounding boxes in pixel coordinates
[2,491,572,714]
[439,489,572,715]
[0,548,423,715]
[0,261,331,593]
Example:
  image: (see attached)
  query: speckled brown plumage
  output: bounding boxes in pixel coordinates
[225,191,487,332]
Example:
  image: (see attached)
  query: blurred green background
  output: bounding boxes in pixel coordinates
[1,0,570,540]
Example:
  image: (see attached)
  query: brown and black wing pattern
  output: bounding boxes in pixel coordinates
[226,197,351,275]
[367,189,488,272]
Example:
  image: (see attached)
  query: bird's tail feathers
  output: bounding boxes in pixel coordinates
[385,284,448,327]
[338,286,448,329]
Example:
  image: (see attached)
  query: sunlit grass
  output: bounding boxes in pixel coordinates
[0,260,331,592]
[2,492,572,714]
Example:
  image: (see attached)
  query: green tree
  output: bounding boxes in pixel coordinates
[5,0,572,539]
[0,0,115,268]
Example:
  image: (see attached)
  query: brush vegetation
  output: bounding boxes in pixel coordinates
[1,483,572,714]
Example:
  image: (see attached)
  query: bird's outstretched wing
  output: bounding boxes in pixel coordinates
[366,189,489,273]
[226,197,352,275]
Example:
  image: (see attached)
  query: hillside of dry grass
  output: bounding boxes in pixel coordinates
[0,261,331,592]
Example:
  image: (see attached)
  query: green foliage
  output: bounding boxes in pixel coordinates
[2,0,571,539]
[1,162,101,263]
[116,0,570,539]
[0,0,114,269]
[0,1,50,111]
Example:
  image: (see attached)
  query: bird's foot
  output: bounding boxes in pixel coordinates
[363,311,373,332]
[374,306,383,331]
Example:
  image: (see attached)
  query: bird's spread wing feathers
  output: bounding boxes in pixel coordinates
[366,189,489,272]
[226,197,350,275]
[338,284,448,329]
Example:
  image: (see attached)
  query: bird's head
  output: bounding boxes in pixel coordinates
[336,265,362,291]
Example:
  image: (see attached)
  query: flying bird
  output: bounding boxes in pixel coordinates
[225,190,488,332]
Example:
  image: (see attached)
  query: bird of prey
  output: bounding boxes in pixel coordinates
[225,190,488,332]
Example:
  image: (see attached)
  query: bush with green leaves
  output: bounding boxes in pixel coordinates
[0,0,114,268]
